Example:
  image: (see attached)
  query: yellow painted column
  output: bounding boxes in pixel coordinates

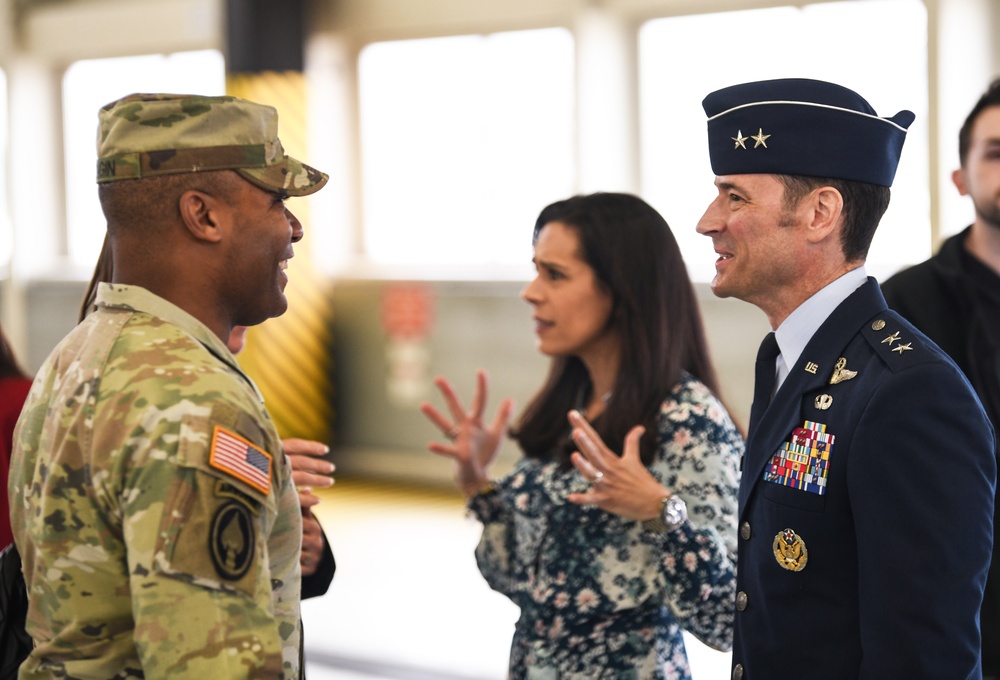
[227,72,334,442]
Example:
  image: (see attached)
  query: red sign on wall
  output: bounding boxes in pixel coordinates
[381,283,434,339]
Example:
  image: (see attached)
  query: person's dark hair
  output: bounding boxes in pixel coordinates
[959,77,1000,167]
[98,170,244,240]
[511,192,725,466]
[776,175,890,263]
[79,234,113,323]
[0,325,27,380]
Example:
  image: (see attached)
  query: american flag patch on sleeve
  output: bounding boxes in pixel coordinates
[209,426,273,495]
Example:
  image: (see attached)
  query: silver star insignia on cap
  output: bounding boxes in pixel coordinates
[752,128,771,148]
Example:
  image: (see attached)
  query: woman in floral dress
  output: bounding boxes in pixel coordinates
[421,193,743,679]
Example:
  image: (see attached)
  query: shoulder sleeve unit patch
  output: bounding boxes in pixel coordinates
[209,426,273,495]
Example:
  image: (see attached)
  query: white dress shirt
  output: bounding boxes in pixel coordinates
[772,266,869,394]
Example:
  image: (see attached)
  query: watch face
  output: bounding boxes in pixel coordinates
[664,496,687,528]
[643,496,687,534]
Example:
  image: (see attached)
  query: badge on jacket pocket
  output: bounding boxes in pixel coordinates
[773,528,808,571]
[763,421,835,496]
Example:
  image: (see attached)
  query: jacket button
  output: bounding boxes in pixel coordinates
[736,591,748,611]
[732,663,744,680]
[740,521,751,540]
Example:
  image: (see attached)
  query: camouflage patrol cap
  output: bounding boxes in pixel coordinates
[96,93,328,196]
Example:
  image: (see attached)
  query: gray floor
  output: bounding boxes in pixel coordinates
[302,479,731,679]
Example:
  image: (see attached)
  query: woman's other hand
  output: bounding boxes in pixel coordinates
[565,410,669,521]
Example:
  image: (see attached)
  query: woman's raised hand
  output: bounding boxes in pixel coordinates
[420,369,515,498]
[565,410,669,521]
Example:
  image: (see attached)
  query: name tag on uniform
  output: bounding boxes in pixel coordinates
[763,421,834,496]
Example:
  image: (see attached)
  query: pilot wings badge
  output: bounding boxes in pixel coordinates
[828,357,857,385]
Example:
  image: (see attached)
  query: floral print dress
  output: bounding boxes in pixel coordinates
[468,373,743,680]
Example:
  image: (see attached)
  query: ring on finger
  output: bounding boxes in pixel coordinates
[447,425,461,440]
[592,471,604,485]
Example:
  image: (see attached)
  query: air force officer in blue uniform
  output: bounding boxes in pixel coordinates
[697,78,997,679]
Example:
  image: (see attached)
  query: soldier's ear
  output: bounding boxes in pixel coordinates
[952,168,970,197]
[178,189,224,244]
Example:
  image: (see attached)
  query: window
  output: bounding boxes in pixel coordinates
[62,50,225,268]
[639,0,929,282]
[358,29,575,271]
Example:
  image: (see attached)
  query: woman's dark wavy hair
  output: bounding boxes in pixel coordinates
[510,192,725,467]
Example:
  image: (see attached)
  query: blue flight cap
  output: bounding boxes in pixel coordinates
[702,78,915,187]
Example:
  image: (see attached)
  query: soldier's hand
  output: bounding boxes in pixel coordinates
[301,510,325,576]
[282,438,335,510]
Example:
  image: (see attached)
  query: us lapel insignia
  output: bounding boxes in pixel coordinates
[773,528,808,572]
[828,357,857,385]
[814,394,833,410]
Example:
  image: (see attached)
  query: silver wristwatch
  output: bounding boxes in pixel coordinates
[642,495,688,534]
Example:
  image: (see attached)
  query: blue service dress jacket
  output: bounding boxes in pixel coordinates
[732,278,996,680]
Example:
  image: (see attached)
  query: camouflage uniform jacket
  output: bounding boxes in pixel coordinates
[9,283,303,679]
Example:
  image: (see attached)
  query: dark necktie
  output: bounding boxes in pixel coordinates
[748,332,780,437]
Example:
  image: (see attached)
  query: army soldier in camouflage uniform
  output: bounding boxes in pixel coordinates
[9,93,328,678]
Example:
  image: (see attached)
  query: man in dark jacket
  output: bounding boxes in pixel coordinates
[697,78,996,680]
[882,77,1000,679]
